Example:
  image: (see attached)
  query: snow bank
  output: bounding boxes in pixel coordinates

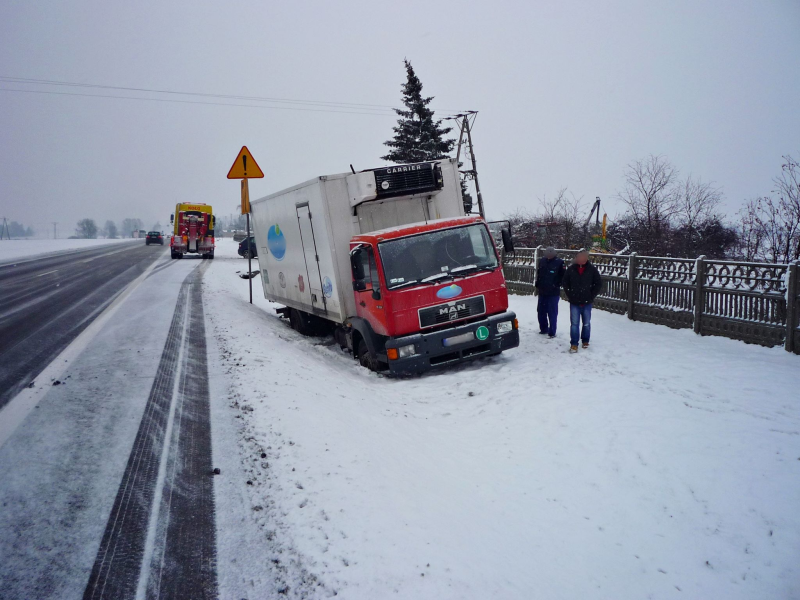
[205,238,800,600]
[0,238,137,264]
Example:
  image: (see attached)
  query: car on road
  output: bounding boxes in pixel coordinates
[238,236,257,259]
[145,231,164,245]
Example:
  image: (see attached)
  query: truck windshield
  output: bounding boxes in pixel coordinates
[379,224,499,290]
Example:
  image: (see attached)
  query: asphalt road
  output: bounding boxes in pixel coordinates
[0,248,221,599]
[0,241,165,409]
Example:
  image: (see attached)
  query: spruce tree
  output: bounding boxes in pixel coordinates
[382,60,455,163]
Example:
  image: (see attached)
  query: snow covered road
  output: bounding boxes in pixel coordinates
[0,253,218,599]
[204,239,800,600]
[0,237,797,600]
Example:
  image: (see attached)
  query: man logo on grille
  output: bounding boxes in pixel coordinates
[439,303,466,317]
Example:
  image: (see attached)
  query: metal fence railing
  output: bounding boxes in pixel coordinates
[502,247,800,354]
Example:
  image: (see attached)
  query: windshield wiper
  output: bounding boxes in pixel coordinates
[420,272,453,284]
[450,264,478,274]
[450,264,496,277]
[389,279,421,289]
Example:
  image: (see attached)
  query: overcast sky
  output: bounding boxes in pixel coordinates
[1,0,798,237]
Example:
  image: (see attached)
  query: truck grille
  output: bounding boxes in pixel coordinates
[418,295,486,329]
[374,162,442,198]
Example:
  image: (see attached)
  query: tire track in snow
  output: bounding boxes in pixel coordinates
[83,264,217,600]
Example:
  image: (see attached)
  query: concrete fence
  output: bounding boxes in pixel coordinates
[502,247,800,354]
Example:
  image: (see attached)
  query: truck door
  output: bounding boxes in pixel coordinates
[295,203,327,314]
[351,245,388,336]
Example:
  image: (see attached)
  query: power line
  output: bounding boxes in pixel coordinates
[0,75,464,116]
[0,87,400,116]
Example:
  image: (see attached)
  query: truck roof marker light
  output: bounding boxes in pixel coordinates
[387,348,399,360]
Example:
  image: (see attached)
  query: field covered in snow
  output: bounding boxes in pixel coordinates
[205,238,800,600]
[0,238,137,264]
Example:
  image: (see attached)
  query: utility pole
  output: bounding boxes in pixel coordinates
[53,222,58,239]
[446,111,485,219]
[0,218,10,240]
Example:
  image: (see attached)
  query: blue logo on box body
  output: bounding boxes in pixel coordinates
[436,284,463,299]
[267,225,286,261]
[322,276,333,298]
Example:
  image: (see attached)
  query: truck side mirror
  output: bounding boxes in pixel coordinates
[351,249,366,280]
[371,288,381,301]
[170,213,174,223]
[502,228,515,253]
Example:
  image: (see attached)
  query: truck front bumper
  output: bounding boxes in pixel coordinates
[384,311,519,375]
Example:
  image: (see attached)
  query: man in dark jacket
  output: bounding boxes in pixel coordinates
[535,247,565,337]
[562,249,603,353]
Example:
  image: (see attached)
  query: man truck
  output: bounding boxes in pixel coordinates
[250,159,519,375]
[170,203,216,259]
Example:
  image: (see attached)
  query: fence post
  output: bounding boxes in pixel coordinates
[627,253,637,320]
[786,261,798,353]
[533,246,541,296]
[694,255,706,335]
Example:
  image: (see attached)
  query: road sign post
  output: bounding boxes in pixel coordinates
[227,146,264,304]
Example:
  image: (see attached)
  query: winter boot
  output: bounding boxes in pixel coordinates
[569,345,578,353]
[582,342,589,349]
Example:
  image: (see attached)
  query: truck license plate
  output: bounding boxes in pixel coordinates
[442,332,475,347]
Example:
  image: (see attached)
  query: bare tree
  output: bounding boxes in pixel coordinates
[772,154,800,260]
[677,175,723,230]
[556,190,586,248]
[733,156,800,263]
[738,196,799,264]
[504,188,586,249]
[617,155,679,254]
[736,199,765,261]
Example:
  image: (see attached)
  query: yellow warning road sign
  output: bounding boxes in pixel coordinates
[227,146,264,179]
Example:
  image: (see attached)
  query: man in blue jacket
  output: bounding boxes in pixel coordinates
[535,247,565,338]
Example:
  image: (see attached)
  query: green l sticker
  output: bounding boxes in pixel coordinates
[476,326,489,341]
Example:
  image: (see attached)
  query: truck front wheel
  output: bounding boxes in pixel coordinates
[357,339,382,372]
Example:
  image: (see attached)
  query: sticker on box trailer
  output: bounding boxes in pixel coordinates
[279,272,286,288]
[323,276,333,298]
[267,224,286,260]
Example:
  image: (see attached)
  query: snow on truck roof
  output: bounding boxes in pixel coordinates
[352,216,485,243]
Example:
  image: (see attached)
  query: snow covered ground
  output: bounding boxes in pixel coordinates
[0,238,137,264]
[205,238,800,600]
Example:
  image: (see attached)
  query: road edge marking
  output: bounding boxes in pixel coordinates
[0,256,163,449]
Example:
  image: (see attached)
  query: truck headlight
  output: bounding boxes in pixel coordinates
[497,321,513,335]
[397,344,417,358]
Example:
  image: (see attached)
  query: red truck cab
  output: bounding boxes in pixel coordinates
[346,216,519,374]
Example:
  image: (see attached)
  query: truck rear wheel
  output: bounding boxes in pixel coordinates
[242,250,251,259]
[289,309,314,336]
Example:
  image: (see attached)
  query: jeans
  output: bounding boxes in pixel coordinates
[570,303,592,346]
[537,294,559,335]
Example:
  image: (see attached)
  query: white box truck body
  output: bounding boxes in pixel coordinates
[250,159,464,322]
